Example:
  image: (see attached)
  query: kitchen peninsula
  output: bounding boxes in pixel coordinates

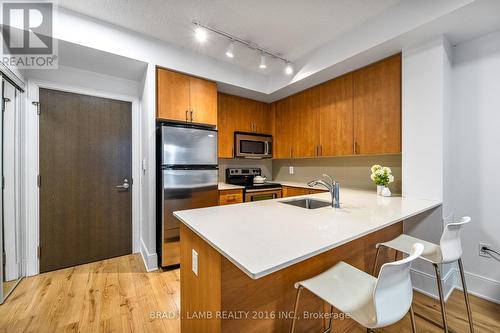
[174,189,441,332]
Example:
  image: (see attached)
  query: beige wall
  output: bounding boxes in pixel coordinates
[272,154,402,194]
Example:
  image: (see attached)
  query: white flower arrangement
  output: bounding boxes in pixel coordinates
[370,165,394,186]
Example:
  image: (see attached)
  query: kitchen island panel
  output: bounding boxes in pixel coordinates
[180,221,402,332]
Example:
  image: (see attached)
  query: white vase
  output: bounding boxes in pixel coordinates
[377,185,384,195]
[381,186,392,197]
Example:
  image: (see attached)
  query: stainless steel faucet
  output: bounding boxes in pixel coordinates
[307,174,340,208]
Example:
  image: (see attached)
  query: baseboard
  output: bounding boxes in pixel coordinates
[455,270,500,305]
[140,239,158,272]
[410,266,456,301]
[25,258,38,277]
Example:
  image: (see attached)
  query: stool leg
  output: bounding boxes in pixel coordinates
[290,286,303,333]
[323,305,334,333]
[372,245,382,275]
[434,264,449,333]
[409,304,417,333]
[458,259,475,333]
[323,305,333,333]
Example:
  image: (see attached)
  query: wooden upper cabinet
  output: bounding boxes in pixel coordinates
[291,89,319,158]
[319,74,354,156]
[217,93,271,158]
[189,76,217,125]
[353,54,401,154]
[273,98,294,159]
[156,67,217,126]
[156,68,190,122]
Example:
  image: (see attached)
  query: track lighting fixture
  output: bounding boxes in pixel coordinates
[192,21,293,74]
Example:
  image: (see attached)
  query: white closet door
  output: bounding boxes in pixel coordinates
[2,79,19,282]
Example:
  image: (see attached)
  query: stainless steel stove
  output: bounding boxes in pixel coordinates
[226,168,282,202]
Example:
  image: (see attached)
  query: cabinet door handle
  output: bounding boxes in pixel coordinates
[185,110,189,122]
[190,110,194,122]
[320,145,322,156]
[353,141,358,155]
[290,147,293,158]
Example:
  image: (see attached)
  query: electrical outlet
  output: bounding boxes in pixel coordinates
[289,166,294,174]
[192,249,198,275]
[479,243,492,258]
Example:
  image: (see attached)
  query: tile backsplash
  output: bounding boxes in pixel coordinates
[272,154,402,194]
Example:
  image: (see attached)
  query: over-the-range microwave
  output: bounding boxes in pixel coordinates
[234,132,272,159]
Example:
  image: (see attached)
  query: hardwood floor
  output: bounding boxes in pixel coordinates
[0,255,180,333]
[0,254,498,333]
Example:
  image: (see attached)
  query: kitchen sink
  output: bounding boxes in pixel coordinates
[281,198,331,209]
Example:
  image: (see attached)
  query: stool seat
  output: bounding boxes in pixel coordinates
[290,243,424,333]
[296,262,378,328]
[378,234,443,264]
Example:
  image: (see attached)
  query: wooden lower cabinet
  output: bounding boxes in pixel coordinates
[219,189,244,205]
[180,222,403,333]
[282,185,327,198]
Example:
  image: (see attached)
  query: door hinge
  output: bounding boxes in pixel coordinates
[32,101,40,115]
[37,246,41,259]
[37,174,41,188]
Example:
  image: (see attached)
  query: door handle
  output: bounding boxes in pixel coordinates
[116,178,130,190]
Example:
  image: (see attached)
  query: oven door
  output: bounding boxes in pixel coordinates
[235,133,272,159]
[244,188,282,202]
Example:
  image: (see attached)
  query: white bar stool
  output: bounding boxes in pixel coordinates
[290,243,424,333]
[373,216,474,333]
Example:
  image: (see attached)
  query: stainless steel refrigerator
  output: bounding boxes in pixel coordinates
[157,123,218,268]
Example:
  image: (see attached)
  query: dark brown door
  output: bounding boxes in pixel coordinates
[39,88,132,273]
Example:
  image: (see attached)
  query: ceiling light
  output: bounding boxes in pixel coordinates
[259,53,267,69]
[195,26,207,43]
[226,41,235,58]
[285,62,294,75]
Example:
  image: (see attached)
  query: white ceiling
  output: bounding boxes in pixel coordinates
[58,0,401,75]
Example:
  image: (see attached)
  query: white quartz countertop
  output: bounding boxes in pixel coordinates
[174,189,441,279]
[218,182,245,190]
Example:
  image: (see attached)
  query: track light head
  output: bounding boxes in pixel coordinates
[195,25,207,43]
[259,53,267,69]
[226,41,235,58]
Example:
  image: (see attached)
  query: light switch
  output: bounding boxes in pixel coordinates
[289,166,294,174]
[192,249,198,276]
